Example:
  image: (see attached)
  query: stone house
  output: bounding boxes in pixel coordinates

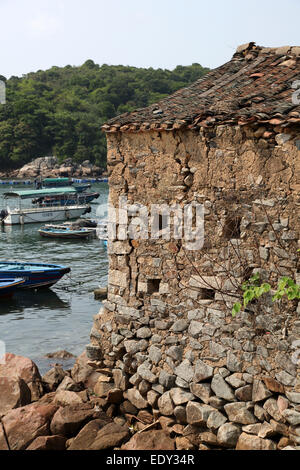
[87,43,300,449]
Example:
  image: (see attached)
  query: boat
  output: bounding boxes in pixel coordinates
[0,262,71,289]
[41,178,91,193]
[38,226,93,240]
[0,278,25,298]
[41,177,72,188]
[1,188,91,225]
[32,191,99,207]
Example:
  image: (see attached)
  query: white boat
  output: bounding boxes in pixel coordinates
[1,188,91,225]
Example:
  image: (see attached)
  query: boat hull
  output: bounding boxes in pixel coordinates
[3,205,89,225]
[39,228,92,239]
[0,262,71,289]
[0,278,25,298]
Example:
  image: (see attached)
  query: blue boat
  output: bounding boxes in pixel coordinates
[0,262,71,289]
[0,278,25,298]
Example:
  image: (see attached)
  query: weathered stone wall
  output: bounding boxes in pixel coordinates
[87,124,300,449]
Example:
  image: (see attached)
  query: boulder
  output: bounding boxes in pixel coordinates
[26,435,67,450]
[71,351,96,385]
[158,392,174,416]
[42,366,67,392]
[68,417,112,450]
[217,423,241,448]
[56,376,82,392]
[0,353,43,401]
[211,374,236,401]
[252,379,273,402]
[50,403,104,437]
[186,402,214,425]
[0,376,31,415]
[127,388,148,409]
[0,403,58,450]
[236,432,276,450]
[224,403,257,425]
[89,423,130,450]
[53,390,84,407]
[121,430,175,450]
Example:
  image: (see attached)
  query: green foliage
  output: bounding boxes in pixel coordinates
[0,62,209,169]
[232,273,300,317]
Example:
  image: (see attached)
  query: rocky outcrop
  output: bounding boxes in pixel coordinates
[0,353,299,450]
[4,156,104,179]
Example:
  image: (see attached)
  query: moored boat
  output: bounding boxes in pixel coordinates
[2,188,91,225]
[0,278,25,298]
[33,191,99,207]
[38,227,93,240]
[0,262,71,289]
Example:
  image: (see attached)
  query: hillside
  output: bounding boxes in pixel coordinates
[0,61,209,171]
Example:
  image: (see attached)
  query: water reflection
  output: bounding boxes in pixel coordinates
[0,285,70,314]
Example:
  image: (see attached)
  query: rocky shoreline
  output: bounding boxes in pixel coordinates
[0,156,107,180]
[0,351,299,451]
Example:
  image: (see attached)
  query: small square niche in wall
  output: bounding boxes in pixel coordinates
[147,279,161,294]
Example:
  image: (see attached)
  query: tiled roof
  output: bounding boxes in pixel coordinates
[102,43,300,133]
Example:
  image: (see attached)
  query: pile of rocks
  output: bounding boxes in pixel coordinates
[0,352,299,450]
[1,156,103,179]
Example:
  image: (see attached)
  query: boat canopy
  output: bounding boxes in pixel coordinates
[3,187,78,199]
[43,177,71,184]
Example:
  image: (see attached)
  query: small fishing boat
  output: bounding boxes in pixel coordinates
[33,191,99,207]
[42,178,91,192]
[38,226,93,240]
[0,278,25,298]
[2,188,91,225]
[0,262,71,289]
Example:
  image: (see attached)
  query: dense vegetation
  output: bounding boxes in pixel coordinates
[0,60,209,170]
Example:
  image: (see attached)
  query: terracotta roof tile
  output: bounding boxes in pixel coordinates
[103,43,300,133]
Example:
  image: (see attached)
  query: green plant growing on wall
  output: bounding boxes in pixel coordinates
[232,272,300,317]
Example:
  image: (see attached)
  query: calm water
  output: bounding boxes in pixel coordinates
[0,182,108,373]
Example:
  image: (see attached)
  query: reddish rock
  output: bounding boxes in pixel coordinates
[137,410,154,424]
[26,435,67,450]
[42,366,67,392]
[90,423,130,450]
[236,432,276,450]
[121,430,175,450]
[71,351,96,385]
[56,376,82,392]
[50,403,105,437]
[94,381,114,398]
[68,417,112,450]
[45,350,75,359]
[53,390,84,407]
[176,436,196,450]
[0,353,43,401]
[106,388,123,404]
[0,425,9,450]
[277,396,289,414]
[0,376,31,415]
[0,403,58,450]
[262,377,285,394]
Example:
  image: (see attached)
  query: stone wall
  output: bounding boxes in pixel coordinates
[87,124,300,449]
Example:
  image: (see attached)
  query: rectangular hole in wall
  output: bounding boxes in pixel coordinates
[147,279,161,294]
[223,216,241,240]
[199,288,215,300]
